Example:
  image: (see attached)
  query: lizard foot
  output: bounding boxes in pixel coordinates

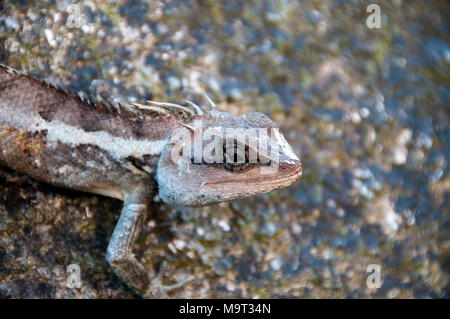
[144,261,194,298]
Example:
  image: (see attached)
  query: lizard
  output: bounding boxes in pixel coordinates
[0,64,302,298]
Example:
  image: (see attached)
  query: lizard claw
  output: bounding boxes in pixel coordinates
[144,261,194,298]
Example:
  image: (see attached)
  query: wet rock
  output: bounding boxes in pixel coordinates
[0,0,448,299]
[118,0,149,25]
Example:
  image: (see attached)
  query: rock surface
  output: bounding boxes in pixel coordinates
[0,0,448,298]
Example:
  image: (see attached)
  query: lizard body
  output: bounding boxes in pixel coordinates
[0,64,302,297]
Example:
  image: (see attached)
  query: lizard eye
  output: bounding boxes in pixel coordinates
[223,142,252,172]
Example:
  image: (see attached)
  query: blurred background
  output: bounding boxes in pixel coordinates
[0,0,448,298]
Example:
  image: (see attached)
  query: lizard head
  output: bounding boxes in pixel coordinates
[156,109,302,206]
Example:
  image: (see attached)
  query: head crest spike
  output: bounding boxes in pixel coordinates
[118,102,139,115]
[178,122,195,132]
[203,93,216,109]
[185,100,204,116]
[146,100,195,117]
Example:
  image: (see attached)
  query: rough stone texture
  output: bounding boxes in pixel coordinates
[0,0,449,298]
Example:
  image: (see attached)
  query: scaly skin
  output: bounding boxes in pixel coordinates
[0,64,302,297]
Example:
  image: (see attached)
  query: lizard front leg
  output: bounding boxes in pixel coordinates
[106,186,191,298]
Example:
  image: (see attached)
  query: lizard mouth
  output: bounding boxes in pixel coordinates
[199,161,302,197]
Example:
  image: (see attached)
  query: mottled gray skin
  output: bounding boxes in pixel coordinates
[0,64,302,297]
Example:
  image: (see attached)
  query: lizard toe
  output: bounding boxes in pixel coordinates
[144,261,194,298]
